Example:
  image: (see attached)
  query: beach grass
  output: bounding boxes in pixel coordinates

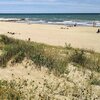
[0,35,68,75]
[0,35,100,100]
[0,35,100,74]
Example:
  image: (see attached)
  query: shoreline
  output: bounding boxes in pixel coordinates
[0,19,100,27]
[0,21,100,52]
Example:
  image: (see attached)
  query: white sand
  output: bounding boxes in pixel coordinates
[0,22,100,99]
[0,59,100,100]
[0,22,100,52]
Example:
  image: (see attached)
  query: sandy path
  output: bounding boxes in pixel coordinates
[0,22,100,52]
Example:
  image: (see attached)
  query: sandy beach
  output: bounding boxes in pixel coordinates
[0,1,100,99]
[0,21,100,100]
[0,21,100,52]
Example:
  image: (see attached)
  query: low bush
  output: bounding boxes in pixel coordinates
[0,80,22,100]
[0,35,67,75]
[91,78,100,86]
[69,50,87,66]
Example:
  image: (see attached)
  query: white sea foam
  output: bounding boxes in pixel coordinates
[48,20,100,26]
[0,18,22,21]
[0,17,100,26]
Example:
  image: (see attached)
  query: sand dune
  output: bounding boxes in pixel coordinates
[0,22,100,52]
[0,58,100,100]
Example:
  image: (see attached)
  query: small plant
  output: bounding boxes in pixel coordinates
[91,78,100,86]
[69,50,87,66]
[0,80,22,100]
[0,35,15,45]
[65,43,72,50]
[13,51,25,63]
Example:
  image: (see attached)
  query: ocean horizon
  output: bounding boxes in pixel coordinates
[0,13,100,26]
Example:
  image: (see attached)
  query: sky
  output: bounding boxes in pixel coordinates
[0,0,100,13]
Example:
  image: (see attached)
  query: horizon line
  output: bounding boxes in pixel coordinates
[0,13,100,14]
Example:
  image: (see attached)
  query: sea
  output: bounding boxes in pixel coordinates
[0,13,100,26]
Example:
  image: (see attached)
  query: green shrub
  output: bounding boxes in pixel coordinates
[69,50,87,66]
[0,80,22,100]
[91,78,100,86]
[13,51,25,63]
[0,35,15,45]
[54,59,67,75]
[0,35,68,75]
[1,35,100,74]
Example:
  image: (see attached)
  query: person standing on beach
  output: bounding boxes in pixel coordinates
[93,21,96,27]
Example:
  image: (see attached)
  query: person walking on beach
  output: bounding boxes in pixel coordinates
[93,21,96,27]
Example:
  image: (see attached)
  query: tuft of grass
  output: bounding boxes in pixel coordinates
[0,80,22,100]
[69,50,87,66]
[91,78,100,86]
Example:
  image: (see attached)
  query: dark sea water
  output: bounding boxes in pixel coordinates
[0,13,100,26]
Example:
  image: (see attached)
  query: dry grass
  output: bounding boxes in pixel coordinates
[0,35,100,100]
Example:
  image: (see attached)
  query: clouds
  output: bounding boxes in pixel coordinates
[0,0,100,6]
[0,0,100,13]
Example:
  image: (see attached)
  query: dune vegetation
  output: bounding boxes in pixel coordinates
[0,35,100,100]
[0,35,100,73]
